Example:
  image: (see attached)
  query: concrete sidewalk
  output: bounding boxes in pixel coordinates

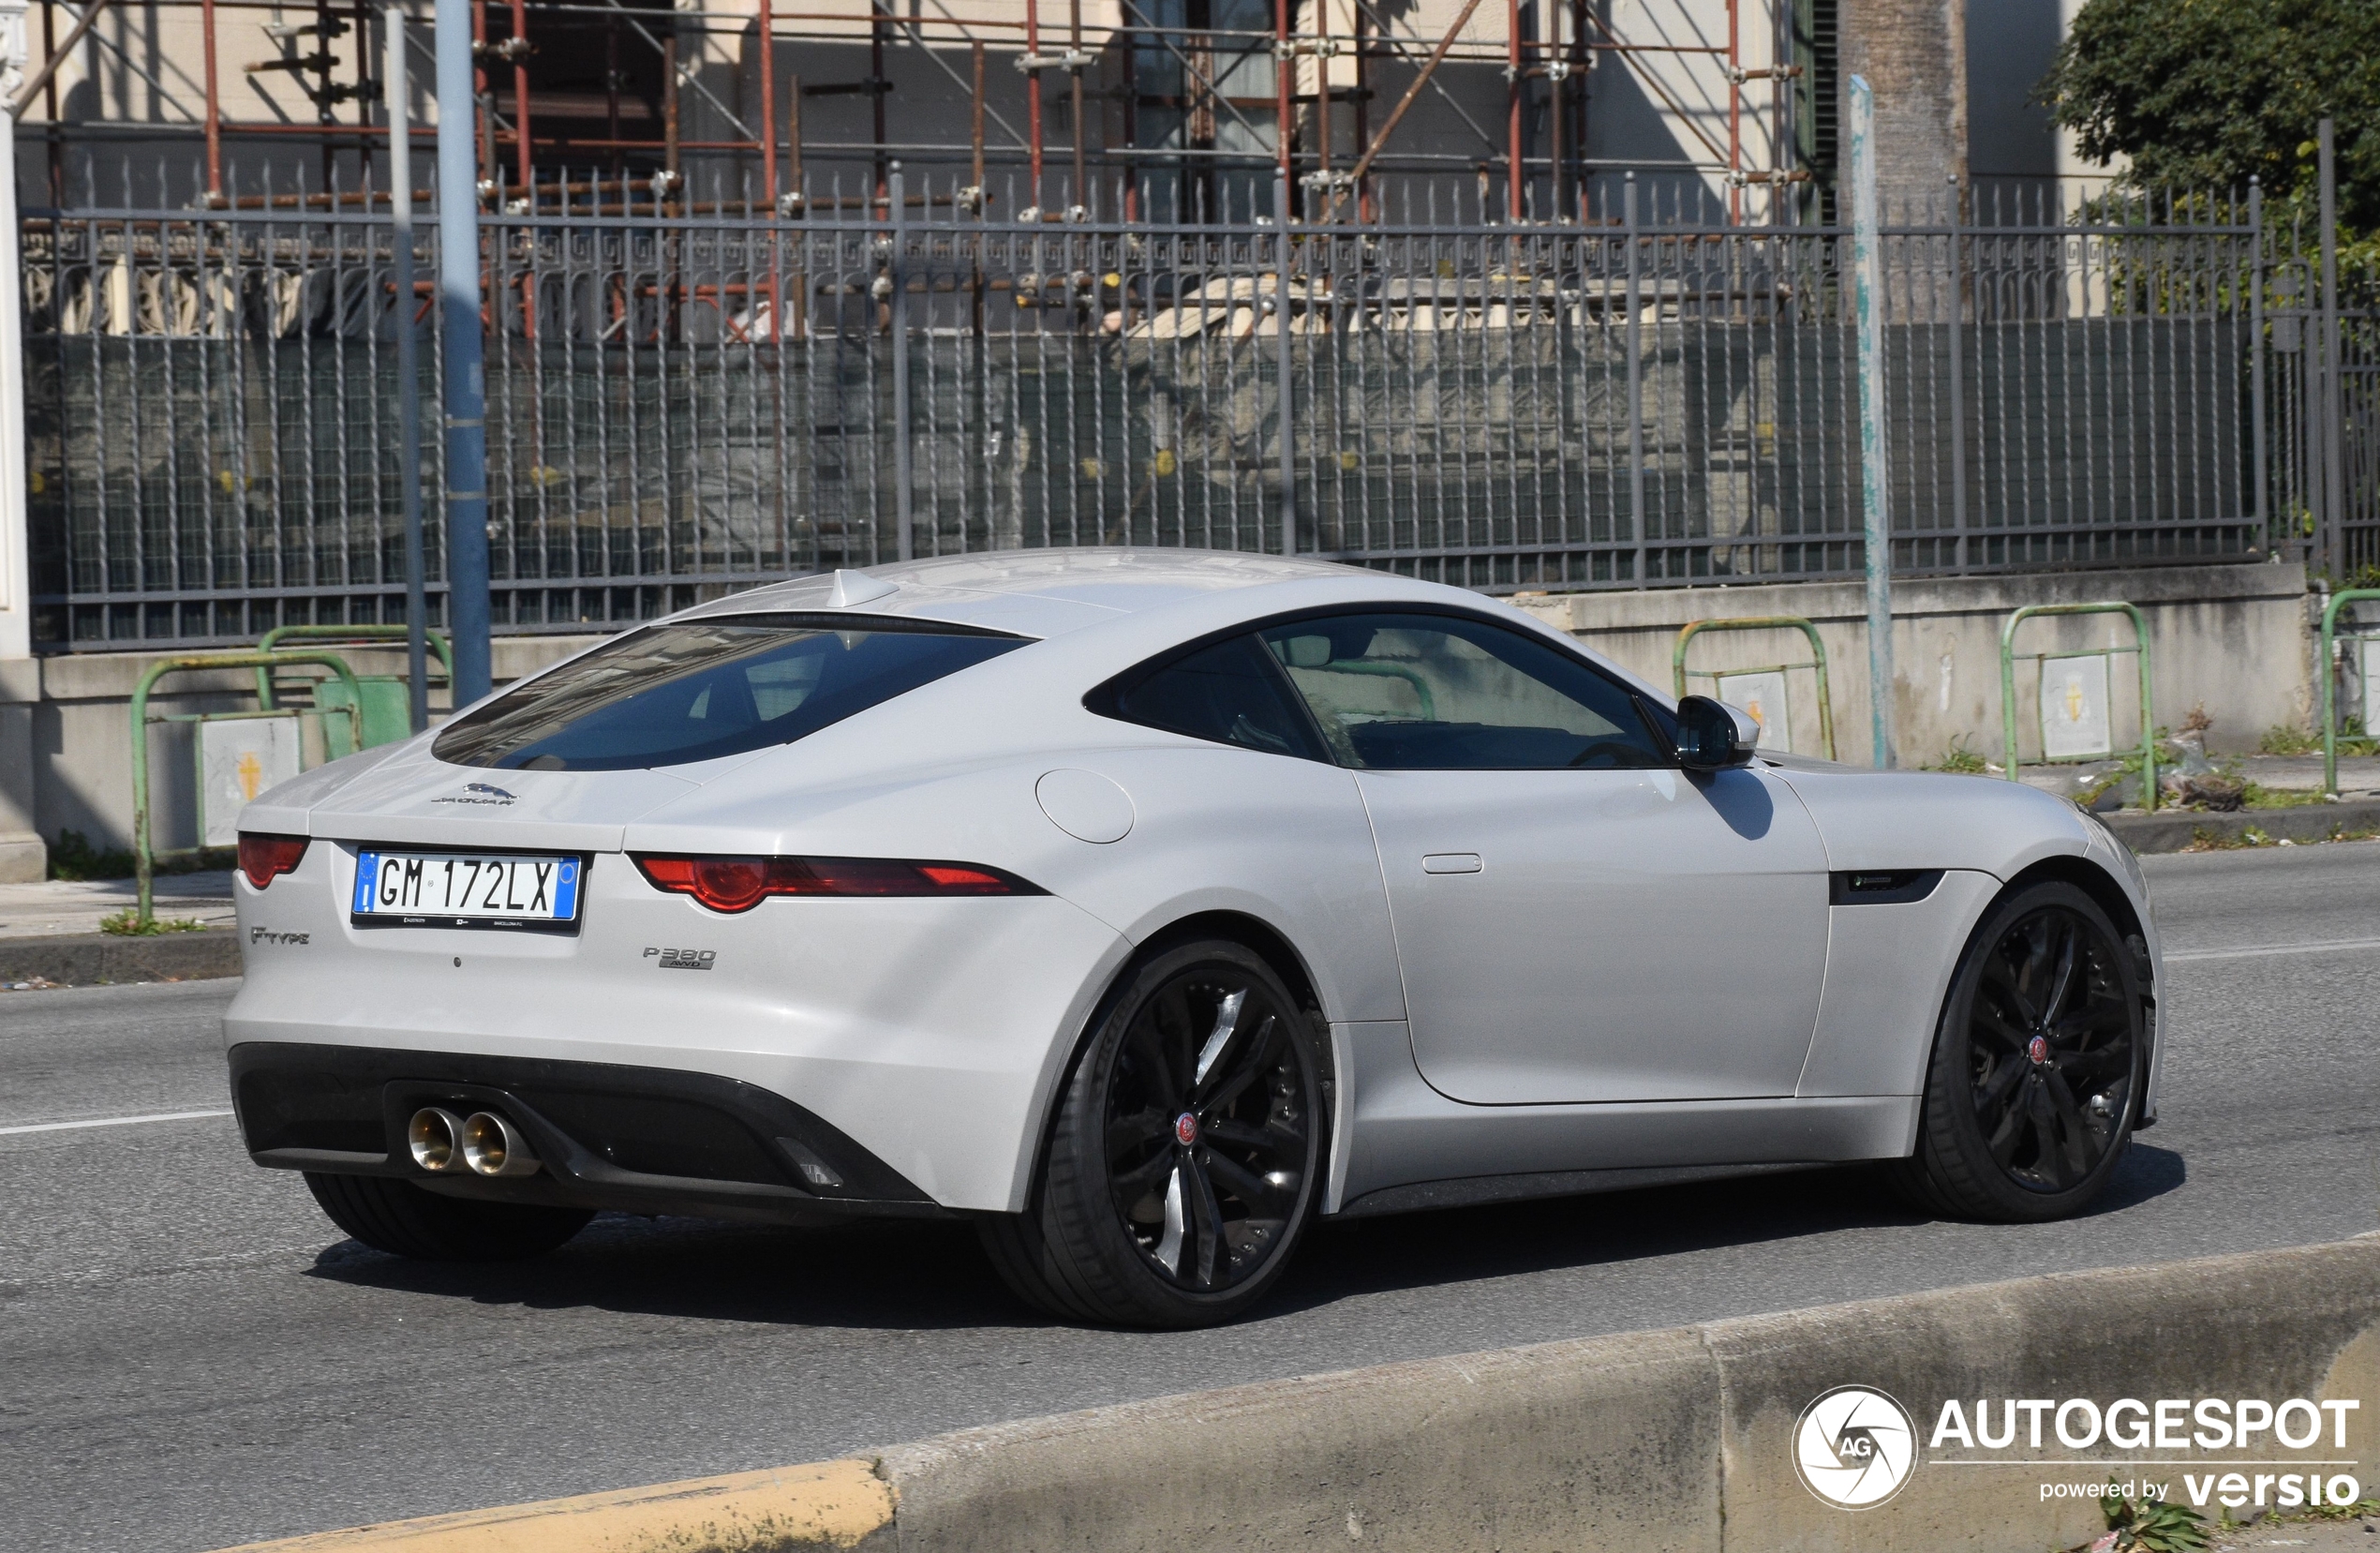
[0,872,237,937]
[2208,1518,2380,1552]
[2017,751,2380,800]
[0,872,242,988]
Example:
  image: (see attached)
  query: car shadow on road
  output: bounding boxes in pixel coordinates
[302,1142,2186,1332]
[1265,1141,2187,1319]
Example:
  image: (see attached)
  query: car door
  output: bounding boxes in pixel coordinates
[1257,609,1832,1106]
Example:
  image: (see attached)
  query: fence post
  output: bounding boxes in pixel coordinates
[1945,174,1968,572]
[2317,119,2343,580]
[1850,74,1895,769]
[0,0,29,664]
[0,0,38,882]
[1624,172,1644,582]
[2249,177,2268,555]
[890,163,914,561]
[1275,175,1297,555]
[435,0,492,704]
[385,3,428,735]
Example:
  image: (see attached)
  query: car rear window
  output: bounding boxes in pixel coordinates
[430,615,1029,771]
[1105,635,1328,761]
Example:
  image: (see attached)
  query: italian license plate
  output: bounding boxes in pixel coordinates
[350,849,584,932]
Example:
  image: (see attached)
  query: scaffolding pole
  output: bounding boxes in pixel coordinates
[20,0,1794,224]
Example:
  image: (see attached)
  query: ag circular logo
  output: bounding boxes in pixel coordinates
[1793,1385,1918,1510]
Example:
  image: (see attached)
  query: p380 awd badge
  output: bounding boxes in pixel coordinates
[645,947,717,971]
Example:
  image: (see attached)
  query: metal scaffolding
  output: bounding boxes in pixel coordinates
[18,0,1809,221]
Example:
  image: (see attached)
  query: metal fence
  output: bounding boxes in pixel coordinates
[22,169,2368,652]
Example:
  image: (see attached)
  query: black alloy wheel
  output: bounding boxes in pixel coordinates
[1892,881,2146,1221]
[979,940,1328,1328]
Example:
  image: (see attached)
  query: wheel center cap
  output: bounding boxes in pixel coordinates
[2027,1036,2050,1065]
[1174,1112,1199,1146]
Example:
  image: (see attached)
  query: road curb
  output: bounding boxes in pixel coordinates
[2101,797,2380,854]
[212,1236,2380,1553]
[0,928,243,986]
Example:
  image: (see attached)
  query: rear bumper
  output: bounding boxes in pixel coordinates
[231,1041,949,1223]
[226,844,1135,1212]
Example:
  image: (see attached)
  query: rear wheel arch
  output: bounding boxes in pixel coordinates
[987,923,1334,1324]
[1134,910,1331,1029]
[1029,910,1336,1173]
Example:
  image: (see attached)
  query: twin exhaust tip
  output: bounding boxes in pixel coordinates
[408,1107,541,1178]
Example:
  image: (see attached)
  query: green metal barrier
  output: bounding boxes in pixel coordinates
[254,625,454,752]
[1999,602,2155,812]
[1672,616,1837,761]
[2316,589,2380,798]
[130,651,362,930]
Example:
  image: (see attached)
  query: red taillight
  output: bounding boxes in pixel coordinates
[238,833,308,890]
[632,854,1040,912]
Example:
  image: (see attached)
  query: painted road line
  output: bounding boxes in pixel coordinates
[0,1108,233,1137]
[213,1458,894,1552]
[2166,937,2380,963]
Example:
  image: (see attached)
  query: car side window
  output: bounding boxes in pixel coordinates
[1106,634,1330,761]
[1257,612,1670,770]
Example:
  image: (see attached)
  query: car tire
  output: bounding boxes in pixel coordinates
[304,1171,595,1262]
[1890,880,2146,1222]
[979,939,1331,1328]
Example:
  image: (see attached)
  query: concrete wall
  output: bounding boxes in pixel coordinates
[1515,561,2314,770]
[0,659,40,881]
[6,560,2314,869]
[13,635,602,862]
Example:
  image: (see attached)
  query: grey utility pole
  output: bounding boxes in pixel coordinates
[436,0,492,705]
[1849,73,1896,769]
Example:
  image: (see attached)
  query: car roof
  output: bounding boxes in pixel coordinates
[674,547,1373,639]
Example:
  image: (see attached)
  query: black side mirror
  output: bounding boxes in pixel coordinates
[1674,694,1759,770]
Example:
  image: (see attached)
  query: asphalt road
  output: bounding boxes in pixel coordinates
[5,844,2377,1552]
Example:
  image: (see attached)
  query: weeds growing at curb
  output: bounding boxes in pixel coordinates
[1930,737,1993,774]
[2186,826,2275,851]
[2183,821,2380,852]
[2294,714,2380,759]
[2086,1486,2210,1553]
[98,908,206,937]
[2260,723,2321,755]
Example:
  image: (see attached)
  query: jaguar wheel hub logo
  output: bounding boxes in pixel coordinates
[1794,1385,1918,1510]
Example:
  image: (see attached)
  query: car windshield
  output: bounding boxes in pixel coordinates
[430,615,1029,771]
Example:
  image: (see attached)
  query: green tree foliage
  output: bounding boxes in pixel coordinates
[2038,0,2380,228]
